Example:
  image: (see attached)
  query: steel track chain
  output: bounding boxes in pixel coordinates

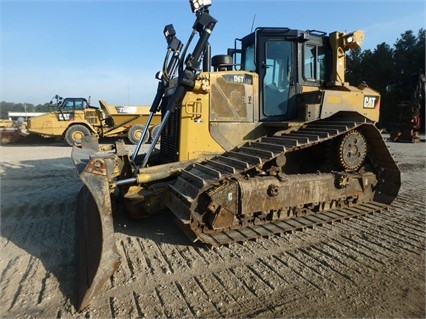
[167,117,398,246]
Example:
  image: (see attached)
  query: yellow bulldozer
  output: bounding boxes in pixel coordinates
[71,0,400,311]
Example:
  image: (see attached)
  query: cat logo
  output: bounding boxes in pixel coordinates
[58,113,72,121]
[363,95,379,109]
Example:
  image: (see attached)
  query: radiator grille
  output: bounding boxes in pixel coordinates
[85,111,98,124]
[160,102,180,163]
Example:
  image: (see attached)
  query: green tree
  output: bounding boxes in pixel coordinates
[0,101,52,119]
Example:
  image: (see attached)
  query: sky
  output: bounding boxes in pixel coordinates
[1,0,425,106]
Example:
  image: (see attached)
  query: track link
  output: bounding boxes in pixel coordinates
[197,201,389,246]
[166,116,400,245]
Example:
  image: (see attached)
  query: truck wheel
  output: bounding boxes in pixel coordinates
[128,124,149,145]
[151,125,161,143]
[65,124,91,147]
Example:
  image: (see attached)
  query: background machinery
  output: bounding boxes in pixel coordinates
[72,0,400,310]
[0,118,28,144]
[27,95,161,146]
[390,72,425,142]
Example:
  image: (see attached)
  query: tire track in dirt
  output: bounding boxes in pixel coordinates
[1,147,79,318]
[1,140,425,318]
[82,191,425,318]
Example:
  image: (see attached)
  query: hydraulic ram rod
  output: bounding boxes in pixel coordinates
[131,30,183,161]
[140,11,217,169]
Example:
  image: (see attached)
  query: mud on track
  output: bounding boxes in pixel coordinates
[1,136,425,318]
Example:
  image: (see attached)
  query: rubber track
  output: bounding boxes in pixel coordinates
[168,117,397,246]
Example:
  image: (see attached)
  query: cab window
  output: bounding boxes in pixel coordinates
[303,44,327,82]
[263,40,292,116]
[74,100,86,110]
[61,100,75,111]
[242,43,256,72]
[61,99,87,111]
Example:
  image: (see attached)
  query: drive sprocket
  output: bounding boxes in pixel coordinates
[337,130,367,170]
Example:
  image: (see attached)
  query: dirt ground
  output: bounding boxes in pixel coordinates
[1,135,425,318]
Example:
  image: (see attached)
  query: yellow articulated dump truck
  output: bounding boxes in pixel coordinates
[71,0,401,310]
[26,95,161,146]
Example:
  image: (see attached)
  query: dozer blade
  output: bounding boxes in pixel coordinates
[75,157,119,311]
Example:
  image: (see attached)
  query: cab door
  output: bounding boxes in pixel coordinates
[58,98,88,122]
[257,36,297,121]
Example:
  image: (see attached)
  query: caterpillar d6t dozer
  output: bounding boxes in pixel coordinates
[72,0,401,311]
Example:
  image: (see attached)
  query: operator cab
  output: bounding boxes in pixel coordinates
[234,28,331,121]
[60,98,89,111]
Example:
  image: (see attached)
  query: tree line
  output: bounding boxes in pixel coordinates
[0,102,53,119]
[1,29,424,130]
